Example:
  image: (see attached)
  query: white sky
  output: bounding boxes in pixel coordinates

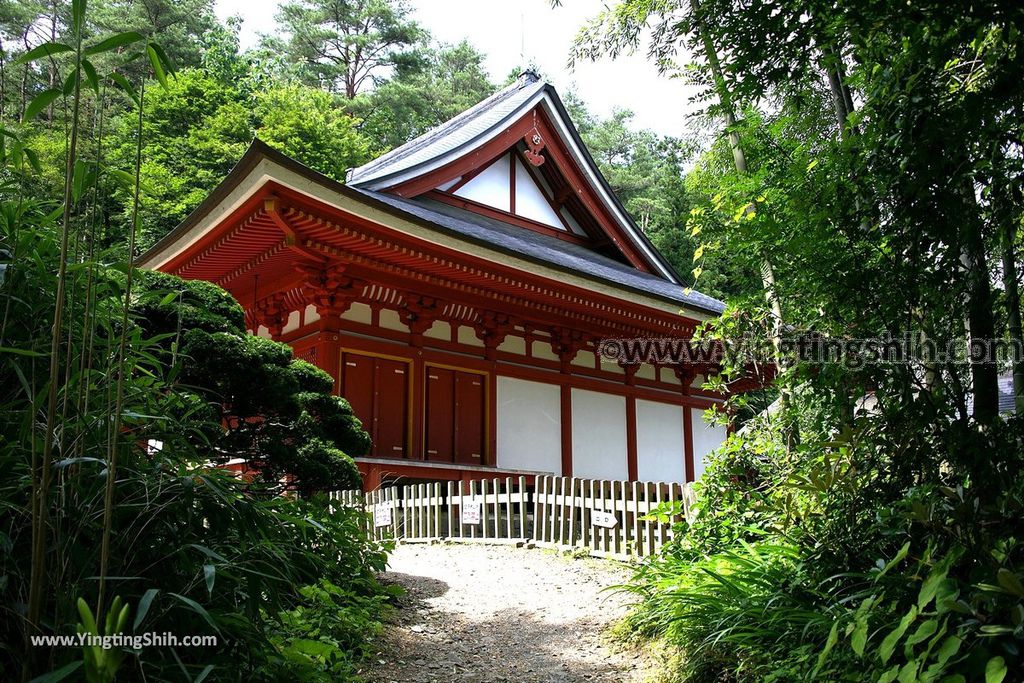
[214,0,700,138]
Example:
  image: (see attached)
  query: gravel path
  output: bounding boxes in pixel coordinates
[361,542,653,683]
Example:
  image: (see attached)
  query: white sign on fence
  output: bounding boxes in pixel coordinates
[591,510,619,528]
[461,501,482,525]
[374,503,393,528]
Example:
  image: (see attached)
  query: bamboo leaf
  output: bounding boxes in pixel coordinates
[22,89,62,123]
[876,541,910,580]
[918,557,954,610]
[80,59,99,93]
[84,31,145,56]
[851,617,868,656]
[0,346,46,356]
[107,168,155,195]
[62,68,78,96]
[169,593,220,633]
[934,635,961,667]
[72,0,86,33]
[147,41,176,75]
[896,662,918,683]
[108,72,139,106]
[72,159,88,203]
[15,42,73,64]
[877,664,900,683]
[880,605,917,664]
[133,589,159,631]
[203,564,216,597]
[812,620,840,678]
[146,43,168,89]
[28,661,83,683]
[24,147,42,173]
[905,618,938,648]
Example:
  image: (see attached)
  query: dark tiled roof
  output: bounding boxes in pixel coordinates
[348,72,546,187]
[352,188,726,315]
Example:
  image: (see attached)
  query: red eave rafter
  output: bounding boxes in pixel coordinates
[161,181,701,339]
[383,108,658,275]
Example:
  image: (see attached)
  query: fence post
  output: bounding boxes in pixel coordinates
[480,478,490,541]
[518,476,527,541]
[532,476,544,544]
[653,482,665,553]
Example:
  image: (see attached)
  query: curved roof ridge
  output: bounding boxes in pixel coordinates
[347,71,543,185]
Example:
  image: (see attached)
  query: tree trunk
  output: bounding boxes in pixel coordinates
[962,208,999,422]
[691,0,793,444]
[1000,209,1024,412]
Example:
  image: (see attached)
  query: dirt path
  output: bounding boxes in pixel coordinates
[361,542,653,683]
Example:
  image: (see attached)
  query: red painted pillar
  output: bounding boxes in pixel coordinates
[487,366,498,466]
[316,314,343,394]
[410,351,425,461]
[683,405,695,483]
[626,395,638,481]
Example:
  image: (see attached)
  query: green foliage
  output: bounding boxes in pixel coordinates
[271,0,424,98]
[134,269,246,334]
[565,2,1024,678]
[104,68,372,248]
[253,83,371,179]
[0,19,388,675]
[353,39,496,151]
[0,195,390,679]
[76,596,131,683]
[133,272,370,493]
[260,578,397,681]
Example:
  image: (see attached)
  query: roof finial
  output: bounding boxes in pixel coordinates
[519,68,540,86]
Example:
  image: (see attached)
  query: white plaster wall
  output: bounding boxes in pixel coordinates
[571,389,628,480]
[498,335,526,355]
[531,341,559,362]
[496,377,562,474]
[691,407,728,480]
[423,320,451,341]
[454,155,511,211]
[303,304,319,325]
[636,364,656,381]
[282,310,301,334]
[514,158,564,228]
[636,400,685,482]
[571,350,595,369]
[457,325,484,347]
[378,308,407,332]
[341,302,372,325]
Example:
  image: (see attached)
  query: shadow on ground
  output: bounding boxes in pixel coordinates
[362,545,648,683]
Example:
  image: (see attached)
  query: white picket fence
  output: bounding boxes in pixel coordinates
[330,474,696,561]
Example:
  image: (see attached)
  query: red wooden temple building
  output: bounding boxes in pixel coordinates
[138,72,732,489]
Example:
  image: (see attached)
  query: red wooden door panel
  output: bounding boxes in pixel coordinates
[374,358,408,457]
[341,352,410,459]
[425,367,454,462]
[341,353,374,446]
[454,371,485,464]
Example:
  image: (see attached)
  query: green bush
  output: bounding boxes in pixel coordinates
[133,274,370,493]
[0,194,389,680]
[621,413,1024,682]
[260,579,399,682]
